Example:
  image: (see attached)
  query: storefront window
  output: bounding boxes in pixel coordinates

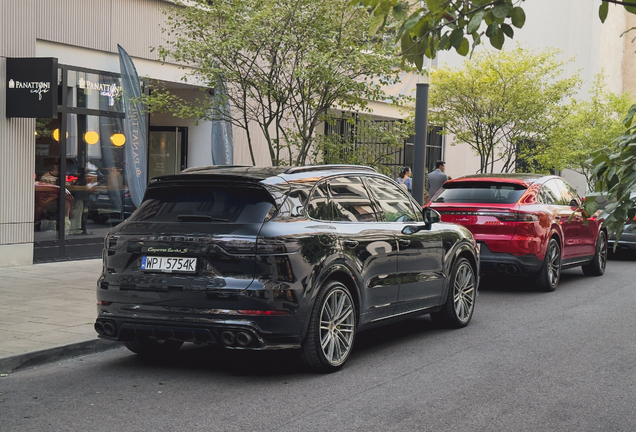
[35,112,134,242]
[67,70,124,113]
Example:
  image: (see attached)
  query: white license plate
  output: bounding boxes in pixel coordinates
[98,195,110,201]
[141,256,197,273]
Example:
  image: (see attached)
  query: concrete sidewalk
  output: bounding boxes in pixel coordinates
[0,259,119,374]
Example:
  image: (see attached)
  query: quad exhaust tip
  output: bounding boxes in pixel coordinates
[221,331,235,346]
[94,322,105,335]
[103,322,116,336]
[497,264,518,274]
[221,330,254,347]
[236,331,253,347]
[95,321,116,336]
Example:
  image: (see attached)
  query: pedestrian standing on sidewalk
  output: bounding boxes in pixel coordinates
[396,166,412,193]
[427,160,451,202]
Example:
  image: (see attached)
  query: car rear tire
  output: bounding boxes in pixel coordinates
[535,238,561,292]
[300,281,356,373]
[124,336,183,357]
[430,257,476,328]
[582,230,607,276]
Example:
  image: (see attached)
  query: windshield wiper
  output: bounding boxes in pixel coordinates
[177,215,229,222]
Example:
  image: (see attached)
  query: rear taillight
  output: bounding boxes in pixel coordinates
[237,310,291,316]
[442,211,538,222]
[515,212,540,222]
[105,235,118,248]
[256,239,300,254]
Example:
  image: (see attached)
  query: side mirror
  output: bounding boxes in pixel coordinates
[569,199,579,208]
[423,207,441,225]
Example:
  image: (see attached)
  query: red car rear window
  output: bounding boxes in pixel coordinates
[433,181,527,204]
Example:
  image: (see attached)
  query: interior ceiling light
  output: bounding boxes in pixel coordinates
[84,131,100,145]
[110,133,126,147]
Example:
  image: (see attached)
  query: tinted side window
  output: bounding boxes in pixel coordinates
[558,180,581,206]
[540,180,566,205]
[329,177,378,222]
[307,181,332,221]
[131,184,274,223]
[365,176,418,222]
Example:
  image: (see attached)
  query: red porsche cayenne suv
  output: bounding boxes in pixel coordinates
[426,174,607,291]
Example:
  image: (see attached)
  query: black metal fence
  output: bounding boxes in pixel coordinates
[324,115,443,179]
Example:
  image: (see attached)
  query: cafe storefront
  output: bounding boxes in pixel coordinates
[33,64,187,262]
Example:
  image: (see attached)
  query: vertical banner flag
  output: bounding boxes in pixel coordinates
[118,45,147,207]
[211,77,233,165]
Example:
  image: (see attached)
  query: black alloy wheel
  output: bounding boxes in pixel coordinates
[535,238,561,292]
[301,281,356,373]
[582,230,608,276]
[431,257,476,328]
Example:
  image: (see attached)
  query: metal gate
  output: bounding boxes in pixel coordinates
[324,115,443,178]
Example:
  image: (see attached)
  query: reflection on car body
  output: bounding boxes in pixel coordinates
[95,165,480,372]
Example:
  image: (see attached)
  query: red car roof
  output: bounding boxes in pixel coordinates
[444,173,555,188]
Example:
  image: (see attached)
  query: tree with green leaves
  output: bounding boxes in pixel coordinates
[429,46,579,173]
[146,0,409,167]
[526,75,634,189]
[362,0,636,242]
[362,0,635,63]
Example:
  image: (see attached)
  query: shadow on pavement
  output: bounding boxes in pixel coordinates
[98,316,443,377]
[608,249,636,261]
[478,268,588,293]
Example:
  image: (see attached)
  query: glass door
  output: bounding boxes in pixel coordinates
[148,127,187,179]
[33,66,130,262]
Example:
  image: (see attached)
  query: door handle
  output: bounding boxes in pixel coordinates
[398,239,411,248]
[344,240,359,248]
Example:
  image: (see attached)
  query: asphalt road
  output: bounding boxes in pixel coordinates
[2,256,636,432]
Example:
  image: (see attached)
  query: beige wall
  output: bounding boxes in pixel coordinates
[0,0,38,265]
[599,4,626,94]
[624,13,636,97]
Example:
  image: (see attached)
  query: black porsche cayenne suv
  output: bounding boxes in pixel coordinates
[95,165,480,372]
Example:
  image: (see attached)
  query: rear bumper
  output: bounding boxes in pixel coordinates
[478,243,543,276]
[95,301,305,350]
[95,317,301,350]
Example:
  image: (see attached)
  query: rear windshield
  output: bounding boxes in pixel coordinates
[129,183,275,223]
[433,181,527,204]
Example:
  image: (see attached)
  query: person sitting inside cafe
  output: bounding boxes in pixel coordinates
[39,161,84,234]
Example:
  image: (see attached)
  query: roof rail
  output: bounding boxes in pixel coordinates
[181,165,251,173]
[284,165,377,174]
